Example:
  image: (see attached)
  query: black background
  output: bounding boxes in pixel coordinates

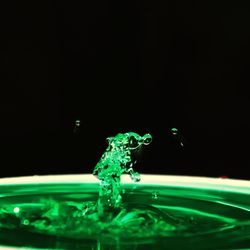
[1,1,250,179]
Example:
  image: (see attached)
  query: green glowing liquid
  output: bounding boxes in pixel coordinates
[1,181,250,249]
[93,132,152,216]
[1,132,250,249]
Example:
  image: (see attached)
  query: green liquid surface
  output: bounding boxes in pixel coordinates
[0,132,249,249]
[1,180,250,249]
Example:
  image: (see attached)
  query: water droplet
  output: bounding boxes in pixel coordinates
[142,134,153,145]
[13,207,20,214]
[171,128,178,135]
[189,216,196,224]
[152,192,159,199]
[23,219,30,226]
[132,174,141,182]
[73,119,81,134]
[170,128,187,147]
[75,120,80,126]
[130,170,141,182]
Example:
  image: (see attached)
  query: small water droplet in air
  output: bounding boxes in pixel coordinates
[171,128,178,135]
[171,128,187,147]
[73,119,81,134]
[76,120,80,126]
[152,192,159,199]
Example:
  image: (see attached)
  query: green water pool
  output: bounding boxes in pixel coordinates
[0,174,250,250]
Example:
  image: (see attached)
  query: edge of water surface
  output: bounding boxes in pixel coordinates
[1,174,250,250]
[1,174,250,194]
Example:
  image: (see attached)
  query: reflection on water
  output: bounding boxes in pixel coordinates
[1,182,250,249]
[1,131,250,249]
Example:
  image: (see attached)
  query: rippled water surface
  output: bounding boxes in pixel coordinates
[1,181,250,249]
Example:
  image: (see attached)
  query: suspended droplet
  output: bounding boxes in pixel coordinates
[131,172,141,182]
[73,119,81,134]
[171,128,186,147]
[75,120,80,127]
[171,128,178,135]
[128,168,141,182]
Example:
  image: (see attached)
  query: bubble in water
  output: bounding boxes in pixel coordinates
[22,219,30,226]
[189,216,196,224]
[13,207,20,214]
[152,192,159,200]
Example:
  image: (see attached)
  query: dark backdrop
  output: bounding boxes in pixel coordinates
[1,1,250,179]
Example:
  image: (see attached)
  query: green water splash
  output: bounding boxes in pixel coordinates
[0,132,157,236]
[93,132,152,216]
[2,132,250,249]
